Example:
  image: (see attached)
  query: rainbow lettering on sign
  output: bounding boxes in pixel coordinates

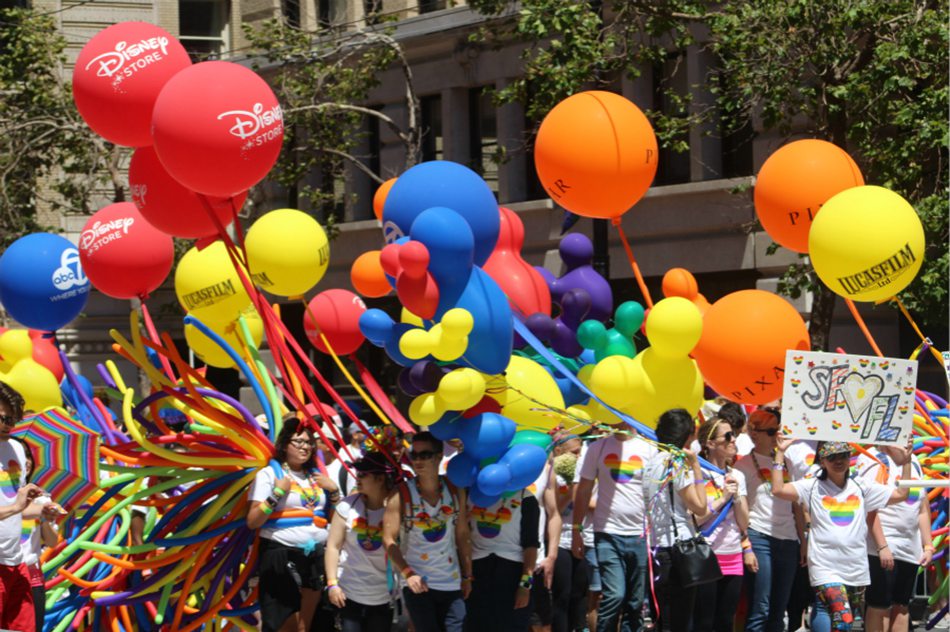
[0,459,22,499]
[604,454,643,484]
[472,506,513,539]
[353,516,383,551]
[821,494,861,526]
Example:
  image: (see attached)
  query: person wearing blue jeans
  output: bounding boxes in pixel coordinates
[745,528,801,632]
[593,533,647,632]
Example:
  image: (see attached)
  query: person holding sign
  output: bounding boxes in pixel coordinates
[770,438,912,632]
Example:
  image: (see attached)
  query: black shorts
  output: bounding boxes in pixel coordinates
[259,537,325,632]
[865,556,918,609]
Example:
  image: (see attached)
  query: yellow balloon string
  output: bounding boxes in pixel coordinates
[892,296,949,376]
[316,331,398,430]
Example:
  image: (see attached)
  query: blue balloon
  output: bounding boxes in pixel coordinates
[476,463,512,497]
[383,161,500,266]
[358,309,415,367]
[446,452,480,488]
[456,412,516,460]
[61,374,93,409]
[468,484,502,509]
[428,416,461,441]
[0,233,90,331]
[501,444,548,490]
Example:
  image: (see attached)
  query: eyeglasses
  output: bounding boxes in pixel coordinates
[753,427,779,437]
[410,449,439,461]
[0,414,16,427]
[289,439,315,449]
[718,431,735,443]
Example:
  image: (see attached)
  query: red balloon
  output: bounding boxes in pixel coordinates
[152,61,284,197]
[73,22,191,147]
[303,290,367,355]
[483,207,552,316]
[78,202,174,299]
[129,147,243,239]
[31,336,64,383]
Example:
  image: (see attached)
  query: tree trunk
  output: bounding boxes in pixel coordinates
[808,283,836,352]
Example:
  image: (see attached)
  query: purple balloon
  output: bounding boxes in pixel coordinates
[408,360,448,393]
[537,233,613,322]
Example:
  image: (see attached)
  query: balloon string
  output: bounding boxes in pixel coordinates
[611,218,654,308]
[844,298,884,357]
[138,302,176,383]
[350,356,415,435]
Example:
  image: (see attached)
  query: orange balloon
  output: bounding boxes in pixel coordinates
[372,178,397,221]
[662,268,699,300]
[692,290,810,405]
[534,91,658,219]
[754,139,863,253]
[350,250,392,298]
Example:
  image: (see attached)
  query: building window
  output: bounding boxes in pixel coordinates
[420,95,443,162]
[469,89,498,192]
[364,0,383,25]
[282,0,301,28]
[367,109,381,180]
[652,51,691,185]
[179,0,230,62]
[419,0,447,13]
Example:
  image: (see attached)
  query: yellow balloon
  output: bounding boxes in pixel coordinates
[0,359,61,412]
[809,186,925,302]
[408,392,443,426]
[622,349,704,428]
[486,356,565,432]
[0,330,33,372]
[438,368,485,409]
[176,241,252,323]
[398,308,472,362]
[400,308,424,328]
[185,308,264,369]
[570,399,625,429]
[246,209,330,297]
[588,355,641,408]
[645,297,702,357]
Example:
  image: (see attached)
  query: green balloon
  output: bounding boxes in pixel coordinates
[614,301,645,337]
[509,430,552,450]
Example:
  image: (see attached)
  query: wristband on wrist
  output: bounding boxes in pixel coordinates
[877,544,889,552]
[742,546,753,553]
[266,495,280,508]
[400,566,415,579]
[923,544,934,551]
[260,503,274,516]
[693,478,705,486]
[571,523,584,532]
[519,573,533,589]
[771,462,785,470]
[326,578,338,587]
[272,487,287,499]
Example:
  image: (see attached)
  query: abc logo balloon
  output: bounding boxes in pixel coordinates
[754,140,864,253]
[535,91,658,219]
[152,61,284,198]
[809,186,925,303]
[73,22,191,147]
[175,241,251,323]
[78,202,174,300]
[245,209,329,297]
[0,233,90,331]
[129,147,242,239]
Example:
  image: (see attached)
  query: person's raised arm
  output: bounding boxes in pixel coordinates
[679,451,710,518]
[886,442,913,505]
[770,436,799,502]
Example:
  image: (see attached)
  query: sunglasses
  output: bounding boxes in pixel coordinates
[410,449,439,461]
[289,439,315,449]
[753,427,779,437]
[0,414,16,427]
[823,452,851,462]
[718,431,735,443]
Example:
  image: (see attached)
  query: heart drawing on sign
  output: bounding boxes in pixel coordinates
[841,373,884,422]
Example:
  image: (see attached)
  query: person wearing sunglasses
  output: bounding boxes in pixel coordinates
[324,451,399,632]
[247,417,341,632]
[771,437,912,632]
[0,381,48,632]
[733,407,812,632]
[383,432,472,632]
[692,416,750,632]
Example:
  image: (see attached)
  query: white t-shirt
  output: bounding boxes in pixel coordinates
[249,466,329,548]
[572,445,596,548]
[0,439,27,565]
[643,453,696,548]
[856,453,925,565]
[792,477,891,586]
[701,468,748,555]
[528,462,551,567]
[401,479,460,591]
[734,450,810,541]
[336,494,390,606]
[578,434,658,536]
[470,491,531,564]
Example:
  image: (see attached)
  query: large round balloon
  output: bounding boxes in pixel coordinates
[754,140,864,253]
[0,233,90,331]
[174,241,252,323]
[0,358,61,411]
[152,61,284,197]
[303,289,367,355]
[350,251,392,298]
[78,202,174,299]
[382,161,500,266]
[245,209,329,297]
[73,22,191,147]
[534,91,658,219]
[486,356,565,432]
[692,290,810,405]
[809,186,925,303]
[373,178,396,221]
[129,147,242,239]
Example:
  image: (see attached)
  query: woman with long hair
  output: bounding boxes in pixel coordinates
[247,417,341,632]
[771,437,912,632]
[325,451,399,632]
[692,416,750,632]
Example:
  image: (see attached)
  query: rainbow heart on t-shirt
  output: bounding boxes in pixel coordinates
[895,476,921,505]
[603,453,643,483]
[413,509,449,543]
[704,481,722,501]
[353,515,383,551]
[472,506,513,538]
[821,494,860,526]
[20,519,35,544]
[0,459,21,499]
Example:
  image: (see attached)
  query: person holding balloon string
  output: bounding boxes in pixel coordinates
[324,451,400,632]
[770,437,913,632]
[247,417,342,632]
[691,416,750,632]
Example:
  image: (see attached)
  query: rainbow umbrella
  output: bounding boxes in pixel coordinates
[13,407,100,511]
